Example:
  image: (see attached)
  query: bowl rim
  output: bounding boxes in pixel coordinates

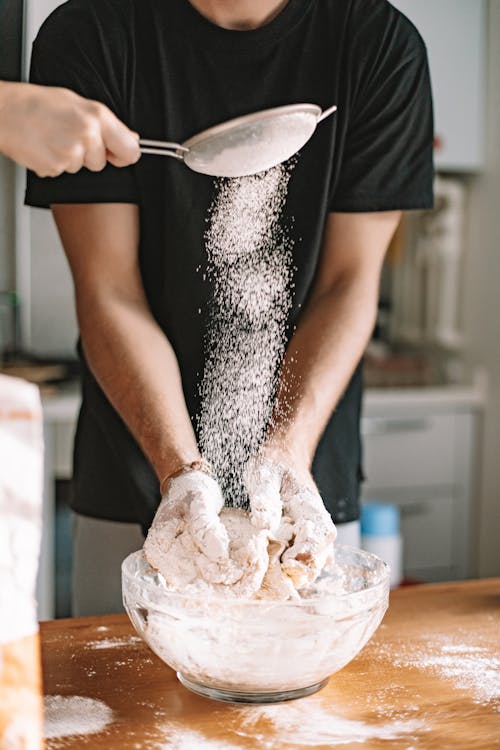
[121,544,391,609]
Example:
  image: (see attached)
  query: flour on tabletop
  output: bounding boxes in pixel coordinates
[156,729,240,750]
[154,698,425,749]
[44,695,113,739]
[230,699,425,747]
[197,163,295,506]
[371,634,500,709]
[85,635,142,649]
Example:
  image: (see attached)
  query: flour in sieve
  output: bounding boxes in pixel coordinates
[198,163,295,506]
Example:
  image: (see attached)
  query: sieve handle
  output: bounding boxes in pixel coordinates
[139,139,189,160]
[317,104,338,123]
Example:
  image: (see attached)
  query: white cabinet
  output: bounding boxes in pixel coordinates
[391,0,486,171]
[361,405,480,582]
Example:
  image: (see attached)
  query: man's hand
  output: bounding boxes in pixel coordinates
[0,81,140,176]
[279,468,337,587]
[144,470,233,587]
[244,452,336,587]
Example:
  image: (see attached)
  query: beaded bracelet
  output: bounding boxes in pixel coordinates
[159,458,214,496]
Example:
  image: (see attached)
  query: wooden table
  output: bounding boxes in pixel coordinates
[41,579,500,749]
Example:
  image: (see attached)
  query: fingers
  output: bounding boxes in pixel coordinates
[43,99,139,176]
[282,473,336,538]
[99,105,140,167]
[80,103,138,171]
[65,143,86,174]
[282,517,335,588]
[244,457,283,532]
[188,495,230,561]
[280,477,337,586]
[2,84,139,176]
[143,518,183,571]
[83,133,107,172]
[165,471,230,561]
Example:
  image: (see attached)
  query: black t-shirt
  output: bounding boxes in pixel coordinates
[26,0,434,531]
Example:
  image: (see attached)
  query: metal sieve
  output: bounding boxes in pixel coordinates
[139,103,337,178]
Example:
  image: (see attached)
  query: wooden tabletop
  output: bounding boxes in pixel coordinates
[41,579,500,750]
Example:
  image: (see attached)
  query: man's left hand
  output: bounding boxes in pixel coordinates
[244,451,336,587]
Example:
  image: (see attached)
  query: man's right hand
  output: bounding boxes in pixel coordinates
[0,81,140,176]
[144,470,233,587]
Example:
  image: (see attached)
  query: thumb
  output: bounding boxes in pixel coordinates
[245,458,283,532]
[100,106,140,167]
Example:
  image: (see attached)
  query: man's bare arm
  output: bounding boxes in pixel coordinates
[0,82,139,176]
[52,203,200,482]
[267,211,401,470]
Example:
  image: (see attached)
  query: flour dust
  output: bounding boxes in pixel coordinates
[44,695,113,740]
[153,697,425,749]
[370,633,500,710]
[198,164,295,506]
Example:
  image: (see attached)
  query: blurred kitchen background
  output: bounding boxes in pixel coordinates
[1,0,499,618]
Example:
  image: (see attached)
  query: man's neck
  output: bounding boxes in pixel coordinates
[187,0,289,30]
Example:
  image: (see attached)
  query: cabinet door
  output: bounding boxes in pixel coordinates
[391,0,485,171]
[361,414,456,488]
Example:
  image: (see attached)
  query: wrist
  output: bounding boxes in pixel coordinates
[264,426,315,472]
[156,448,201,486]
[159,457,213,496]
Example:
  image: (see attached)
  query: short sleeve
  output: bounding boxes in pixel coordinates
[25,0,138,209]
[330,0,434,213]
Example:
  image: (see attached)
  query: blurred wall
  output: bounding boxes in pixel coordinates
[0,0,23,292]
[0,157,16,290]
[463,0,500,576]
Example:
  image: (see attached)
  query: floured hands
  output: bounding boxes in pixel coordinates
[144,470,232,586]
[245,452,336,588]
[144,469,270,595]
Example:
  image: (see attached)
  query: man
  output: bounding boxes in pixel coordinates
[26,0,434,615]
[0,81,140,175]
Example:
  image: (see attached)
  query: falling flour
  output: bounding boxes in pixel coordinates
[43,695,113,739]
[198,163,295,506]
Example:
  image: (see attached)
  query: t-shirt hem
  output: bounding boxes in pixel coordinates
[25,181,139,209]
[330,195,434,213]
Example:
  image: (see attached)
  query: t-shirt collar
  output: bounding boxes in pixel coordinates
[174,0,315,52]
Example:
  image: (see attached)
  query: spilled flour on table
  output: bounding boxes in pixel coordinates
[84,635,142,650]
[44,695,113,739]
[371,634,500,710]
[156,729,239,750]
[228,699,425,747]
[155,698,425,749]
[198,163,295,506]
[409,642,500,709]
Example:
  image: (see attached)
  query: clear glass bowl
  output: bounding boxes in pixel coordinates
[122,545,389,704]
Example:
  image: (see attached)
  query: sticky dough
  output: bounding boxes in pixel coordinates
[144,507,302,600]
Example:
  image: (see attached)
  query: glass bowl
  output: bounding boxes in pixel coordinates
[122,545,389,704]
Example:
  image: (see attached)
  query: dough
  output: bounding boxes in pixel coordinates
[145,507,303,600]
